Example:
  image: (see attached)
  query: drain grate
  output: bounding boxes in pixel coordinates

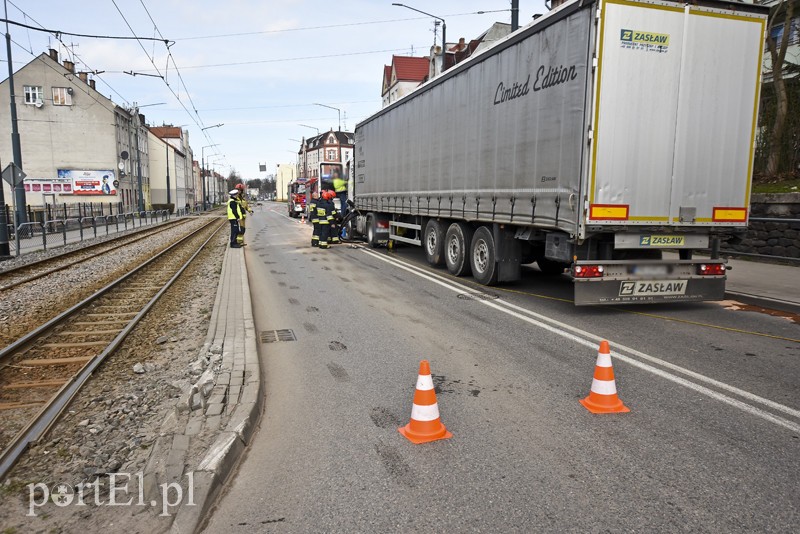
[457,293,499,301]
[260,329,296,343]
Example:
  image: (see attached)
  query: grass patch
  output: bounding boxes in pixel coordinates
[752,178,800,194]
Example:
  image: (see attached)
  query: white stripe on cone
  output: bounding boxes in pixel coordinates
[590,378,618,396]
[596,352,612,367]
[416,374,434,391]
[410,402,440,422]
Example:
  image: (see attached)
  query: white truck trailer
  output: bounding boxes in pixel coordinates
[350,0,768,305]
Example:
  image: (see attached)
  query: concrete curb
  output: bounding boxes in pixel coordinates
[169,247,263,533]
[131,243,262,534]
[724,291,800,314]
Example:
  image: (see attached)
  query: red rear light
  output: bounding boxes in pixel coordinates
[574,265,604,278]
[697,263,726,276]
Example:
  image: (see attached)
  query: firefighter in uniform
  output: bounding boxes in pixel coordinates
[309,191,320,247]
[315,190,337,249]
[320,180,340,244]
[332,168,348,218]
[235,183,253,245]
[227,189,244,248]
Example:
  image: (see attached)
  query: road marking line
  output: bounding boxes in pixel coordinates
[360,249,800,433]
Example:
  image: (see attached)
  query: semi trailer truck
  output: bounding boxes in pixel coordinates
[349,0,768,305]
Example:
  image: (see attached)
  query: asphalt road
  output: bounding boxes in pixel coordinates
[204,203,800,532]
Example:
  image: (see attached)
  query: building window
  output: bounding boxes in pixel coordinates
[23,85,43,105]
[52,87,72,106]
[327,149,336,160]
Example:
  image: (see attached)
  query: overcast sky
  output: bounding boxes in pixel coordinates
[6,0,549,181]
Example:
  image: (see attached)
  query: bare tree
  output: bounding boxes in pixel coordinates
[765,0,797,176]
[226,169,242,191]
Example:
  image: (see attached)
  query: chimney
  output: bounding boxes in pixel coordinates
[63,60,75,73]
[78,72,88,83]
[48,48,59,62]
[89,79,96,90]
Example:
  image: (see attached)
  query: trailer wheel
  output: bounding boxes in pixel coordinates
[445,222,473,276]
[470,226,498,285]
[366,214,380,248]
[424,219,446,266]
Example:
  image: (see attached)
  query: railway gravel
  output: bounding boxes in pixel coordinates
[0,230,227,534]
[0,217,213,348]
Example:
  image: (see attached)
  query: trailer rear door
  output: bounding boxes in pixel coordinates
[587,0,766,228]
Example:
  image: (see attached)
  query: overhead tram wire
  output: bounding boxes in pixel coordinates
[173,10,512,40]
[106,47,429,73]
[109,0,215,145]
[0,17,171,44]
[137,0,203,122]
[5,1,226,164]
[6,0,132,106]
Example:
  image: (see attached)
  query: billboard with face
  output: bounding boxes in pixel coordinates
[57,169,118,195]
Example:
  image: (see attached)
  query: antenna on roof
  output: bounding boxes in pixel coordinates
[432,20,441,48]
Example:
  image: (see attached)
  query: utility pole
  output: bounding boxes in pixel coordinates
[165,141,171,205]
[5,0,26,225]
[132,104,144,212]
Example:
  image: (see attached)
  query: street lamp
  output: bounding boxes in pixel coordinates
[313,103,341,131]
[209,160,226,204]
[201,143,220,210]
[392,3,447,74]
[200,124,223,210]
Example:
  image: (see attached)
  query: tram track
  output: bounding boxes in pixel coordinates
[0,217,226,480]
[0,217,193,291]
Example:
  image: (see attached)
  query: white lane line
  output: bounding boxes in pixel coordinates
[359,249,800,433]
[268,209,296,222]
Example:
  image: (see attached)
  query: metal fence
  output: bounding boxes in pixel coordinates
[4,210,172,257]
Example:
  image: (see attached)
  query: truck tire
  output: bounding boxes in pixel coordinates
[424,219,446,266]
[445,222,473,276]
[470,226,498,285]
[367,214,380,248]
[343,218,355,240]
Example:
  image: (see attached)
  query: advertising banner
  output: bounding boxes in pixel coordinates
[23,177,73,194]
[57,169,118,195]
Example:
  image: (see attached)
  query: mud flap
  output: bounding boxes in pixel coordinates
[493,224,521,283]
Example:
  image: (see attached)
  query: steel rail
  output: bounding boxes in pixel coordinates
[0,219,191,290]
[0,219,225,480]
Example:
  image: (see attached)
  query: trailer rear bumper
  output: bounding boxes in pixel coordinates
[572,260,726,305]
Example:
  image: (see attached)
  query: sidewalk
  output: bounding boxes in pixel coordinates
[724,256,800,308]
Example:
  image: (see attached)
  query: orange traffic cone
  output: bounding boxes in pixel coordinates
[399,360,453,444]
[580,341,630,414]
[301,212,306,224]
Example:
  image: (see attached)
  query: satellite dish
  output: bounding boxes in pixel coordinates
[118,162,125,171]
[120,151,129,160]
[34,101,43,108]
